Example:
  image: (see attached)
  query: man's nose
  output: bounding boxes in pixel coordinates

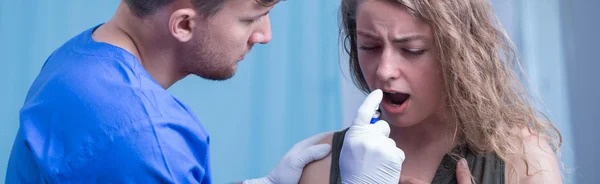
[249,15,272,44]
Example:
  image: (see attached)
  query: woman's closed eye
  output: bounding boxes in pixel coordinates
[403,48,426,56]
[358,45,380,51]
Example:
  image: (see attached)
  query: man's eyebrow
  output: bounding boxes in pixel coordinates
[255,0,283,7]
[249,10,270,19]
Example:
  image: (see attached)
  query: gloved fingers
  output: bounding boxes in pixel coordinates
[381,137,404,163]
[291,144,332,170]
[394,147,406,163]
[371,119,391,137]
[242,176,272,184]
[353,89,383,126]
[383,136,397,148]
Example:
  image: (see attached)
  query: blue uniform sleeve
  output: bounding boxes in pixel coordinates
[7,27,212,184]
[14,109,212,183]
[10,75,212,184]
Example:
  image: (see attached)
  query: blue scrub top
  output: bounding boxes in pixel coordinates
[6,24,212,184]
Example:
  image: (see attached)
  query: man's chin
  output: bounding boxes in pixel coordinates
[195,70,236,81]
[206,74,234,81]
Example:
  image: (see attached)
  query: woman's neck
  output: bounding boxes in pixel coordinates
[387,114,460,182]
[389,114,458,156]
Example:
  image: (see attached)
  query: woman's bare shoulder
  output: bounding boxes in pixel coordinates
[506,129,563,184]
[299,134,335,184]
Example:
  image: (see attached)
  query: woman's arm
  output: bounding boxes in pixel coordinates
[299,134,334,184]
[506,129,563,184]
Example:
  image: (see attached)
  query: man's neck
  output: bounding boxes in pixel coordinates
[90,2,185,89]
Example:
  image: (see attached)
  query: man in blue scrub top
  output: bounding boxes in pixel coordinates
[6,0,405,183]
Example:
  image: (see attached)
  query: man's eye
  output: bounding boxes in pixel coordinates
[245,19,259,24]
[243,17,262,24]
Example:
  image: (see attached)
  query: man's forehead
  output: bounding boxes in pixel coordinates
[254,0,284,7]
[222,0,283,14]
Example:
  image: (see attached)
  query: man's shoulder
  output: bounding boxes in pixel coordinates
[24,38,151,120]
[21,57,152,124]
[21,63,201,133]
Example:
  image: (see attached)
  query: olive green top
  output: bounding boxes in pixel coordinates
[329,128,505,184]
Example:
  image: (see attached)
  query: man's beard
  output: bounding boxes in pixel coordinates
[180,36,237,81]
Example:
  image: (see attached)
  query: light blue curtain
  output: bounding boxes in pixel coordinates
[519,1,575,183]
[491,0,575,183]
[0,0,343,183]
[0,1,120,182]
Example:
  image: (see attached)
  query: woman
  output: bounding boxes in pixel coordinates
[300,0,563,183]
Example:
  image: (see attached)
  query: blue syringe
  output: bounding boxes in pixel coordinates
[369,110,381,124]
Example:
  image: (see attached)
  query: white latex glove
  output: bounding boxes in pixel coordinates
[340,89,405,184]
[243,131,333,184]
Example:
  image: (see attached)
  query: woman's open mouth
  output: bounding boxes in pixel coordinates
[382,91,410,113]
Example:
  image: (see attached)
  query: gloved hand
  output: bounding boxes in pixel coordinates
[242,131,333,184]
[340,89,405,184]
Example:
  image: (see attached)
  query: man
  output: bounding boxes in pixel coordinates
[6,0,404,183]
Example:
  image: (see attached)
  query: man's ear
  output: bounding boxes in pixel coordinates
[169,8,197,42]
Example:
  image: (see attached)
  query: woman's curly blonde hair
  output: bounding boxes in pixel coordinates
[340,0,562,180]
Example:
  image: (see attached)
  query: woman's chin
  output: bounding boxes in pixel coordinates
[386,115,421,128]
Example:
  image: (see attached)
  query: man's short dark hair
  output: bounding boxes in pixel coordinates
[124,0,282,18]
